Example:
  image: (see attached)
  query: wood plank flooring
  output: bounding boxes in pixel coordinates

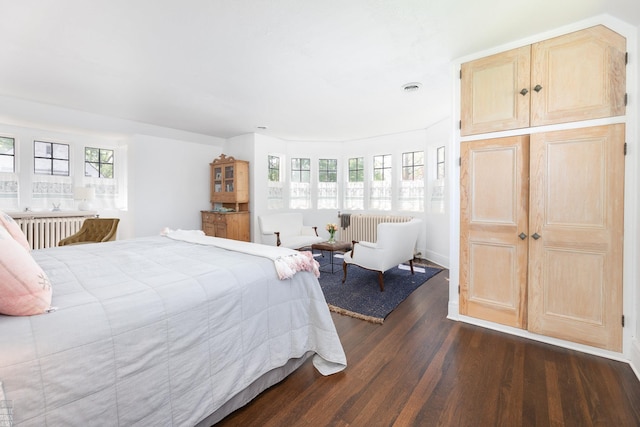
[216,270,640,426]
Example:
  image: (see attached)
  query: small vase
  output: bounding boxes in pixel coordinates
[328,231,336,243]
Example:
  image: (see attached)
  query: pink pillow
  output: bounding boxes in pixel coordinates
[0,224,52,316]
[0,210,30,251]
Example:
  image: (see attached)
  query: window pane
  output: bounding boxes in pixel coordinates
[85,147,99,162]
[402,152,413,166]
[85,162,100,177]
[0,156,13,173]
[437,146,445,163]
[301,170,310,183]
[34,141,51,158]
[35,158,51,174]
[414,165,424,180]
[402,167,413,180]
[53,143,69,159]
[52,159,69,176]
[100,163,114,179]
[319,159,327,169]
[301,158,310,169]
[291,158,300,169]
[0,137,14,155]
[414,151,424,165]
[374,155,384,168]
[100,149,114,163]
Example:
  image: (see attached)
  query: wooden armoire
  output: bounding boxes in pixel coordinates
[459,25,627,351]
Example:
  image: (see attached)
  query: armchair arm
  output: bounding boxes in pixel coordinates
[301,226,319,236]
[58,230,90,246]
[260,229,280,246]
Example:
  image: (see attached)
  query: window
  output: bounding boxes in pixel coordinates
[85,147,114,178]
[402,151,424,181]
[344,157,364,210]
[268,155,280,182]
[437,146,445,179]
[348,157,364,182]
[318,159,338,209]
[34,141,69,176]
[267,155,284,210]
[318,159,337,182]
[0,136,15,173]
[400,151,425,212]
[370,154,392,210]
[290,157,311,209]
[290,157,310,183]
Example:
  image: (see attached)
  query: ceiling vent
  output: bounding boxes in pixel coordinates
[402,82,422,92]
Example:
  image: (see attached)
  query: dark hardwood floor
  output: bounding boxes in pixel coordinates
[216,270,640,426]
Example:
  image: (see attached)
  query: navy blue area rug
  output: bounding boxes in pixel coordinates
[317,262,442,324]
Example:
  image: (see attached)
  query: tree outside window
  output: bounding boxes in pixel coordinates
[85,147,114,178]
[373,154,391,181]
[268,155,280,181]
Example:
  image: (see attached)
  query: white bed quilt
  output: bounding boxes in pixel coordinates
[0,236,346,426]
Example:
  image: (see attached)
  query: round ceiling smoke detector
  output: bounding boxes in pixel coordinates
[402,82,422,92]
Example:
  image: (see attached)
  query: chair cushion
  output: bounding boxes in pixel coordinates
[0,222,52,316]
[279,235,325,250]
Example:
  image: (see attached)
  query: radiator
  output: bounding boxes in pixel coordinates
[339,214,412,243]
[13,214,94,250]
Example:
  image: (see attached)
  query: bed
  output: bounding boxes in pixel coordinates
[0,230,347,426]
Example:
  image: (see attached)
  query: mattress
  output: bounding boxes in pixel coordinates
[0,236,346,426]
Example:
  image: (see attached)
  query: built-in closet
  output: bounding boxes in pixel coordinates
[458,25,627,351]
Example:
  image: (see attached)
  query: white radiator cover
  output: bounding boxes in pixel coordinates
[11,212,96,250]
[339,214,411,243]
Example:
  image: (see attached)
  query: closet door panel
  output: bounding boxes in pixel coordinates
[460,136,529,328]
[461,46,531,136]
[528,124,624,351]
[530,25,626,126]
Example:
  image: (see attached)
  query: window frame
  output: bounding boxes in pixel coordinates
[402,151,425,181]
[372,154,392,181]
[318,158,338,183]
[268,155,280,182]
[0,136,15,173]
[436,146,446,179]
[33,140,70,176]
[290,157,311,183]
[84,147,114,178]
[348,157,364,182]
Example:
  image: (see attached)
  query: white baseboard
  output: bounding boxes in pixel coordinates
[421,248,449,268]
[631,338,640,381]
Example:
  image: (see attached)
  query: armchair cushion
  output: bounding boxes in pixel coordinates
[58,218,120,246]
[258,213,324,249]
[342,218,422,291]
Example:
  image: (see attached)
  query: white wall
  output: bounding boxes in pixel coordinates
[0,96,225,240]
[127,134,222,238]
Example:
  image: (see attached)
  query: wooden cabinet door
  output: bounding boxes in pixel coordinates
[530,25,626,126]
[461,46,531,136]
[528,124,625,351]
[460,136,530,328]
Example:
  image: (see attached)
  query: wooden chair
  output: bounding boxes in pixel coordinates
[58,218,120,246]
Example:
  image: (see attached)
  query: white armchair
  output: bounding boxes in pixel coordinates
[342,218,422,291]
[258,213,325,249]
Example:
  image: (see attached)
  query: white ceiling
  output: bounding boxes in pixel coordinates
[0,0,638,141]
